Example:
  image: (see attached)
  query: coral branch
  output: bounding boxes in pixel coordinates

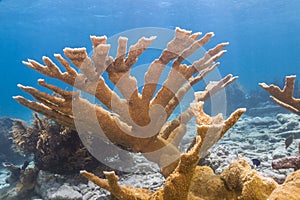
[151,38,228,113]
[142,28,201,104]
[13,95,75,128]
[260,75,300,115]
[158,136,202,200]
[81,170,153,200]
[195,74,238,102]
[191,102,246,157]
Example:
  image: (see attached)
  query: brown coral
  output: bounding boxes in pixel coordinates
[12,113,110,174]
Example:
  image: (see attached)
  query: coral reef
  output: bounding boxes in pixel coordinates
[14,27,300,199]
[220,159,278,200]
[14,27,238,176]
[11,113,110,174]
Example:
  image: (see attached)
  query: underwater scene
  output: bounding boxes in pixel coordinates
[0,0,300,199]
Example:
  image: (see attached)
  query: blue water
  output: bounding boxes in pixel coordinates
[0,0,300,120]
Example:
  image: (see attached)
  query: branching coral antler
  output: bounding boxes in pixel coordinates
[14,27,240,176]
[260,75,300,115]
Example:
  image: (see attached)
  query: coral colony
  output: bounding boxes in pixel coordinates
[14,28,300,199]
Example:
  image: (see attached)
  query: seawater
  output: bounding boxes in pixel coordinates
[0,0,300,120]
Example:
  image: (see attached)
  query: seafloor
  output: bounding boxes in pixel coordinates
[0,99,299,199]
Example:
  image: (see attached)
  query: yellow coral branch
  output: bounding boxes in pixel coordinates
[151,39,229,116]
[191,101,246,157]
[81,170,152,200]
[142,28,200,104]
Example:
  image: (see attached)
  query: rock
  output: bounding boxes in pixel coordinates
[32,169,114,199]
[0,170,9,190]
[47,184,82,200]
[35,170,86,200]
[248,116,278,127]
[272,147,288,159]
[120,172,165,191]
[260,170,287,184]
[276,113,290,124]
[0,181,36,200]
[82,191,94,200]
[1,105,299,199]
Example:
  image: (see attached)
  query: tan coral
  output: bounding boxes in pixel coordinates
[14,27,238,176]
[260,75,300,200]
[268,169,300,200]
[220,159,278,200]
[189,159,278,200]
[260,75,300,115]
[191,101,246,157]
[189,166,238,200]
